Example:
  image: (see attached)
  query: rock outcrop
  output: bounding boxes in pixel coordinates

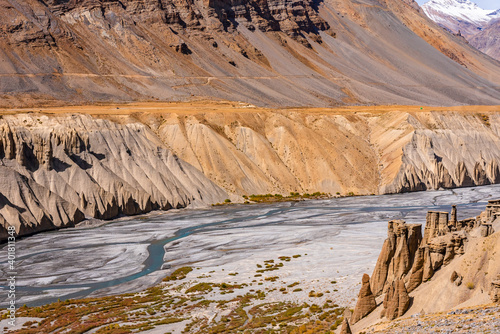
[381,279,410,320]
[352,200,500,324]
[480,224,495,237]
[351,274,377,324]
[450,270,463,286]
[376,211,469,301]
[491,276,500,303]
[371,220,422,296]
[0,114,227,241]
[484,200,500,222]
[339,316,353,334]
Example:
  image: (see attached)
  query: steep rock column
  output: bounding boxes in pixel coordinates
[381,279,410,320]
[390,226,411,282]
[422,246,434,281]
[406,246,425,292]
[0,125,16,159]
[351,274,377,324]
[423,211,439,243]
[371,220,422,296]
[371,222,397,296]
[438,212,449,236]
[449,205,457,230]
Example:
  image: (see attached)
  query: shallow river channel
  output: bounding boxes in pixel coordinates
[1,185,499,307]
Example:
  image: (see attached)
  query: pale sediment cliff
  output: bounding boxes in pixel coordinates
[0,113,228,241]
[349,199,500,332]
[149,108,500,196]
[2,106,500,240]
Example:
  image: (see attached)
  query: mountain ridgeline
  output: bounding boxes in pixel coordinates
[1,0,500,107]
[422,0,500,60]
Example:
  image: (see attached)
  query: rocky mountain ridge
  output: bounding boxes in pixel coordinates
[422,0,497,33]
[2,0,500,106]
[470,17,500,60]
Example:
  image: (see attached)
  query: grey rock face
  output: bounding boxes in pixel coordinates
[0,114,227,241]
[380,116,500,194]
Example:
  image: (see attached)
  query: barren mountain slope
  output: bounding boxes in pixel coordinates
[145,105,500,197]
[2,104,500,240]
[470,18,500,61]
[1,0,500,107]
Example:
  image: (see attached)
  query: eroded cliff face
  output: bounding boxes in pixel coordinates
[0,113,227,240]
[350,199,500,330]
[2,106,500,240]
[147,108,500,196]
[377,112,500,194]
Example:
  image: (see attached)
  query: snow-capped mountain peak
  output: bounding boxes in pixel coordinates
[422,0,494,26]
[422,0,500,61]
[488,9,500,18]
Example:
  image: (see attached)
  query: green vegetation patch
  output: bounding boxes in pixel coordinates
[163,267,193,281]
[186,283,213,294]
[247,192,329,203]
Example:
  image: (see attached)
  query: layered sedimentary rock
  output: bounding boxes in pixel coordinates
[3,108,500,240]
[0,114,227,241]
[353,200,500,323]
[351,274,377,324]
